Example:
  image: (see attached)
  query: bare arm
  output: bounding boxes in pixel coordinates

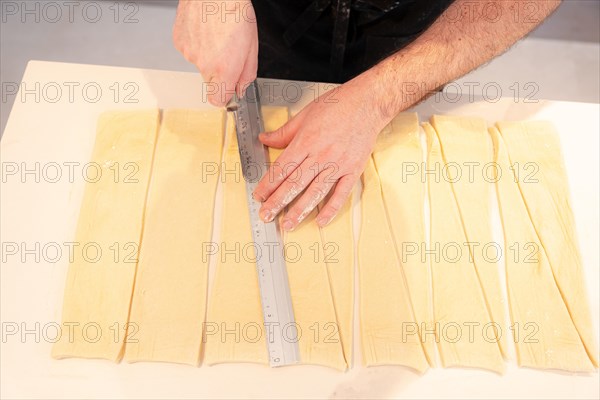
[255,0,562,229]
[368,0,562,119]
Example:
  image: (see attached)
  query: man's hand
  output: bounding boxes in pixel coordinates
[253,0,561,230]
[253,77,390,231]
[173,0,258,106]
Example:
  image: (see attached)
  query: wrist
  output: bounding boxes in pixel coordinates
[339,72,395,142]
[350,63,413,127]
[359,41,453,122]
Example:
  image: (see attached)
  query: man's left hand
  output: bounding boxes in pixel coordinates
[253,76,389,230]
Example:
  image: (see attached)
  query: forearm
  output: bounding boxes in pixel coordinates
[362,0,562,120]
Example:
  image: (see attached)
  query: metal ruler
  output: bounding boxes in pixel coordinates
[226,81,300,367]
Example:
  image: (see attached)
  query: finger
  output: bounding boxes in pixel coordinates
[281,168,337,231]
[258,114,304,149]
[202,50,247,106]
[205,69,239,107]
[253,141,307,202]
[236,40,258,98]
[316,174,357,227]
[258,157,316,223]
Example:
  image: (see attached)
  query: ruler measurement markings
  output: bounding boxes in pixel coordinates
[228,81,299,367]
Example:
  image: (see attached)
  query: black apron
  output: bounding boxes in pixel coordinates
[252,0,455,83]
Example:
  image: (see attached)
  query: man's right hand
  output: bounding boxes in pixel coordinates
[173,0,258,106]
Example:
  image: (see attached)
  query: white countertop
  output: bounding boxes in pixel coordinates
[1,61,598,399]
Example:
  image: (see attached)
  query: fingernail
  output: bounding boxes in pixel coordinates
[282,219,295,231]
[253,192,265,202]
[316,215,333,227]
[260,209,274,223]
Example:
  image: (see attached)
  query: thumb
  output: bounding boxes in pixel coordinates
[259,120,298,149]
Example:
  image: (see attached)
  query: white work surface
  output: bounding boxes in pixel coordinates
[1,61,599,399]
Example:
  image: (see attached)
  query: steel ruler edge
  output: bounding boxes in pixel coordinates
[227,81,300,367]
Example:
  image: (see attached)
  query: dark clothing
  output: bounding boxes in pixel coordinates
[252,0,455,83]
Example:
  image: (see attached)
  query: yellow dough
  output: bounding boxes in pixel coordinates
[424,122,504,373]
[317,191,354,365]
[124,109,225,365]
[281,206,346,370]
[53,107,596,372]
[372,113,435,364]
[358,157,429,372]
[52,110,160,361]
[431,115,507,356]
[495,121,598,369]
[203,107,288,364]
